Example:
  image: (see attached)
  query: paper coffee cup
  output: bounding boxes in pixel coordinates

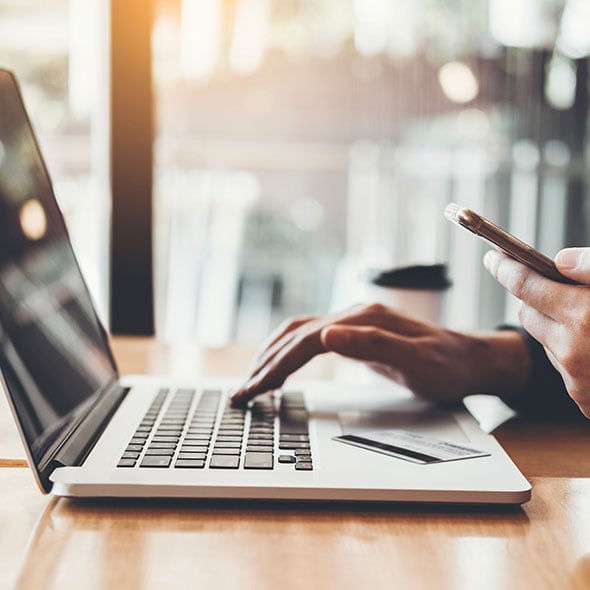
[359,264,452,325]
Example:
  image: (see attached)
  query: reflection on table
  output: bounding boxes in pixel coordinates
[4,474,590,590]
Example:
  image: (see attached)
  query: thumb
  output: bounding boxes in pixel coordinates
[555,248,590,284]
[320,325,410,364]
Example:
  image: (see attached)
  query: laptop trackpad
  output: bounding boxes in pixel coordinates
[338,399,469,443]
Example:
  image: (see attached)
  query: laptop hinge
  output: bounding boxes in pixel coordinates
[51,382,128,469]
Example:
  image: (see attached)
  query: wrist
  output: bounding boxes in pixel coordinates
[463,330,531,402]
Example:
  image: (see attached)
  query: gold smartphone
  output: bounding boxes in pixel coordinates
[444,203,577,284]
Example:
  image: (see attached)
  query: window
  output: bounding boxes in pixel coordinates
[7,1,586,341]
[152,0,589,344]
[0,0,110,321]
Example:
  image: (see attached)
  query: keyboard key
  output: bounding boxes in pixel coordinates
[126,444,144,452]
[278,455,296,464]
[177,452,207,460]
[244,453,274,470]
[279,425,308,435]
[295,450,312,457]
[212,447,241,455]
[247,439,274,446]
[279,442,311,450]
[122,451,140,459]
[117,458,136,467]
[279,434,309,442]
[151,436,179,443]
[140,456,172,468]
[215,430,243,437]
[181,443,209,450]
[145,448,175,456]
[210,455,240,469]
[295,463,313,471]
[148,442,177,449]
[175,459,205,469]
[246,446,273,453]
[213,441,241,448]
[176,388,196,396]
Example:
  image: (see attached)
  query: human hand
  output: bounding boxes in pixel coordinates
[484,247,590,418]
[230,303,530,407]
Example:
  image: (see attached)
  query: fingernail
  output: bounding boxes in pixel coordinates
[555,248,582,270]
[230,386,248,402]
[229,383,248,401]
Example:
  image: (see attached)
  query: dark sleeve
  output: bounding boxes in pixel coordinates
[499,326,583,420]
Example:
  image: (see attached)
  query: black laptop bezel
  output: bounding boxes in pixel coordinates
[0,68,121,493]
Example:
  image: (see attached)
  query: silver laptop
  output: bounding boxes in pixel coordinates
[0,69,530,504]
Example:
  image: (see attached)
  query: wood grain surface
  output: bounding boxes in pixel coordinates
[1,470,590,590]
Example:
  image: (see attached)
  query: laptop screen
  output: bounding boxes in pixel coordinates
[0,70,117,466]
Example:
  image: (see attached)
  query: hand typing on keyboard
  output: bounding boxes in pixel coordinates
[230,303,530,408]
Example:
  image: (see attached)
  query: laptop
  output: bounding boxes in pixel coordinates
[0,69,530,504]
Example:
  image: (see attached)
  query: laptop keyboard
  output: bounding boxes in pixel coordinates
[117,388,313,471]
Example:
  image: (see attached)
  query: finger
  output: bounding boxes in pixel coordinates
[247,305,365,378]
[231,329,326,406]
[555,248,590,285]
[249,314,318,372]
[484,250,574,323]
[259,315,318,356]
[516,303,559,349]
[247,316,333,382]
[321,325,415,366]
[247,303,427,382]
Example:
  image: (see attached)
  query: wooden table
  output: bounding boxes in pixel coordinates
[1,337,590,590]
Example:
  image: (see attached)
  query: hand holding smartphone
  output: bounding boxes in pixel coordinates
[444,203,578,285]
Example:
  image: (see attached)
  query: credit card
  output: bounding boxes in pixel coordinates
[333,429,490,464]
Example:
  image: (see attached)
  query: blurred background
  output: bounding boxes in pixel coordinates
[1,0,588,344]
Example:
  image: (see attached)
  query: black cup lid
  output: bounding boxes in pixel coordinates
[362,264,452,290]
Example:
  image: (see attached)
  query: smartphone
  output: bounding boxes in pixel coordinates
[444,203,578,284]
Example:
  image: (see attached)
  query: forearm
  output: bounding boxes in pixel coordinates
[464,330,531,403]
